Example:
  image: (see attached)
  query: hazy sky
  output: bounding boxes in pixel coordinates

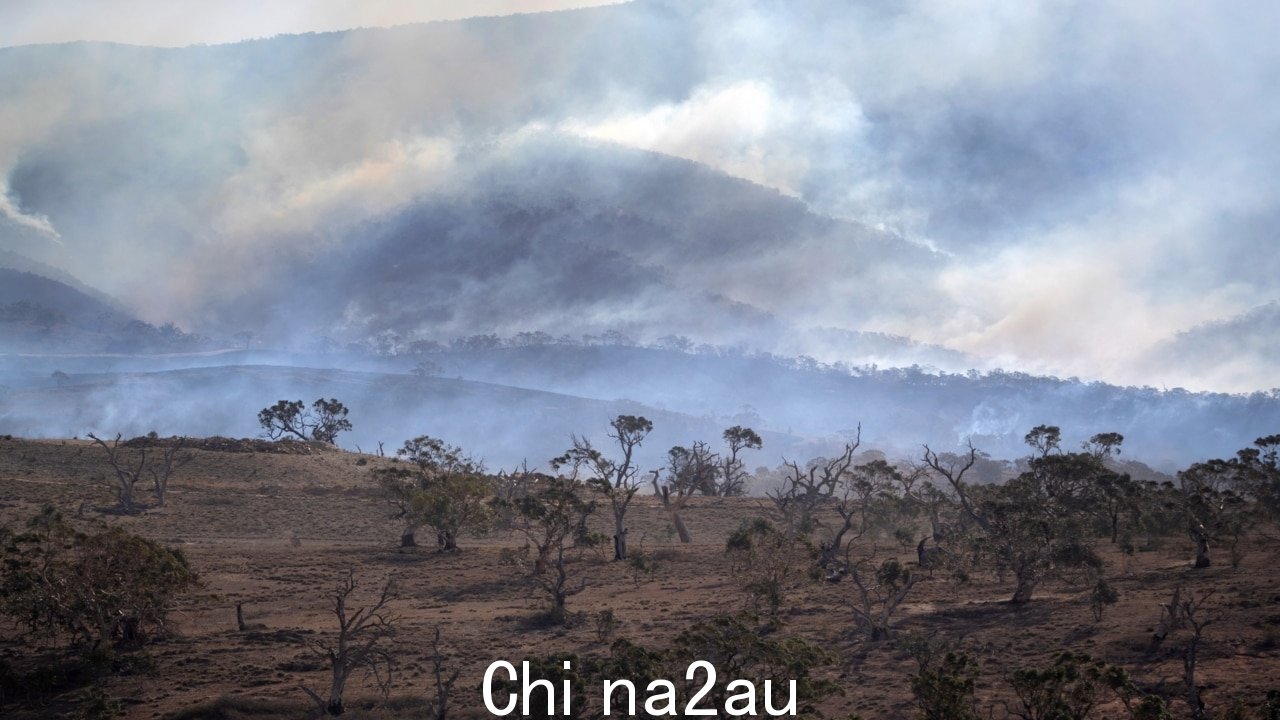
[2,0,1278,394]
[0,0,622,48]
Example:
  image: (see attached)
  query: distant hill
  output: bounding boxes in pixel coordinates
[1139,302,1280,393]
[408,343,1280,469]
[0,6,949,368]
[0,268,125,352]
[0,267,206,354]
[0,268,118,324]
[0,364,807,472]
[0,250,124,311]
[2,349,1275,471]
[200,139,943,359]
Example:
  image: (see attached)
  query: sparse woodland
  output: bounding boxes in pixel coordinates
[0,414,1277,719]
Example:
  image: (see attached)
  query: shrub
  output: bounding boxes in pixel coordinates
[0,506,199,653]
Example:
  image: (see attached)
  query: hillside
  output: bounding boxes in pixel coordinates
[2,349,1277,469]
[0,267,207,354]
[0,268,125,352]
[0,4,953,366]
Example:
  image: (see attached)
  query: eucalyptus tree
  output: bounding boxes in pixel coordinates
[553,415,653,560]
[922,429,1122,604]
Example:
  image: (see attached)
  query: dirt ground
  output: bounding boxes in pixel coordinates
[1,437,1277,719]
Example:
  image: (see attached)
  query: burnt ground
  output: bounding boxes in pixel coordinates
[0,437,1277,719]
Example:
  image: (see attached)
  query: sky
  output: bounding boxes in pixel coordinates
[0,0,623,48]
[2,0,1278,394]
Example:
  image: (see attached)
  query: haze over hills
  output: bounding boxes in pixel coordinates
[2,0,1279,471]
[3,339,1277,471]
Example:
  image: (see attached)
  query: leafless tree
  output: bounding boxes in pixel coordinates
[423,626,459,720]
[147,437,191,507]
[299,572,398,716]
[88,433,192,511]
[88,433,147,512]
[920,440,986,533]
[1149,585,1185,651]
[768,426,861,534]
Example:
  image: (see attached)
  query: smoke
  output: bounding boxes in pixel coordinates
[0,189,61,242]
[560,78,865,198]
[1,1,1279,390]
[0,0,628,48]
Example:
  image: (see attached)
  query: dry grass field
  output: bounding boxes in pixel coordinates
[1,437,1277,719]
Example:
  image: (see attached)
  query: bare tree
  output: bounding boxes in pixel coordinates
[88,433,192,511]
[920,440,986,533]
[1149,585,1185,651]
[423,626,459,720]
[768,427,861,534]
[299,572,398,716]
[147,437,191,507]
[88,433,147,513]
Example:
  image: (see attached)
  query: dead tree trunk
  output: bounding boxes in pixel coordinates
[669,511,691,544]
[927,505,945,542]
[148,437,190,507]
[89,432,146,513]
[916,536,942,570]
[1190,526,1211,568]
[656,486,692,543]
[1184,630,1205,720]
[300,573,397,716]
[1149,586,1184,652]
